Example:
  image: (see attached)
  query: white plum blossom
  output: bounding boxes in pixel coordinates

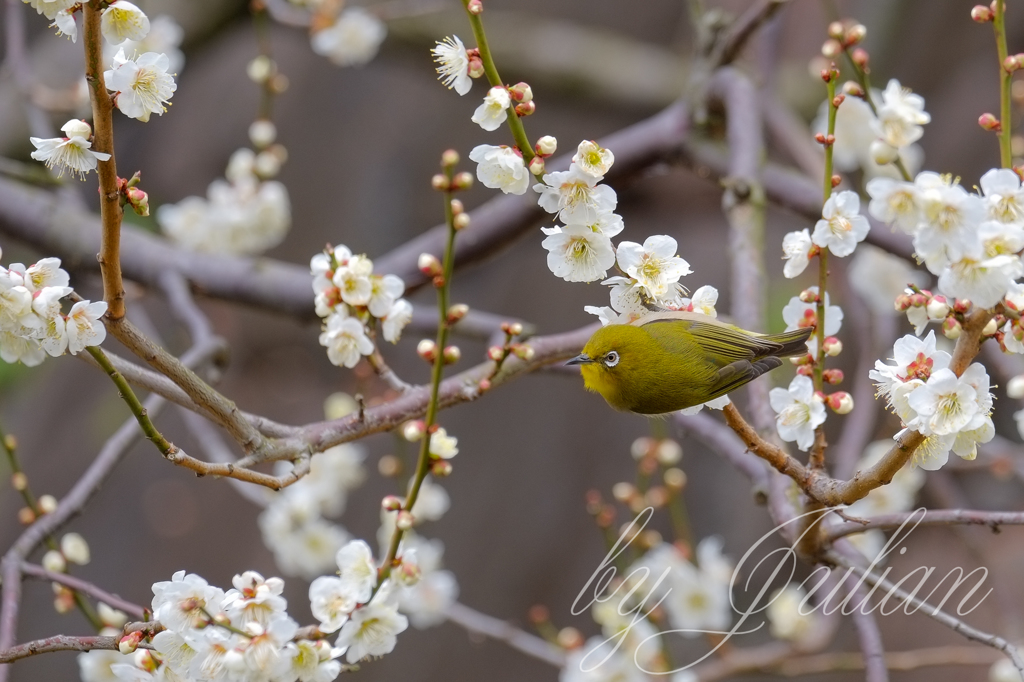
[222,571,287,628]
[468,144,531,195]
[583,305,626,326]
[432,35,472,95]
[980,168,1024,224]
[601,275,649,318]
[105,49,176,122]
[428,427,458,459]
[535,167,617,225]
[540,225,616,283]
[336,540,377,603]
[335,600,408,663]
[913,173,986,274]
[51,9,77,41]
[311,8,387,67]
[100,1,150,46]
[105,15,186,74]
[685,285,719,317]
[368,274,404,318]
[872,79,930,153]
[769,375,826,451]
[333,254,374,307]
[65,300,107,354]
[151,571,227,633]
[616,235,691,300]
[285,639,343,682]
[937,246,1023,309]
[319,313,374,368]
[869,331,951,410]
[812,190,870,257]
[782,229,813,278]
[258,493,350,580]
[767,584,817,642]
[24,0,76,20]
[309,575,358,632]
[78,648,132,682]
[572,140,614,179]
[30,119,111,179]
[866,177,921,233]
[781,288,843,353]
[382,299,413,343]
[471,86,511,131]
[906,368,979,436]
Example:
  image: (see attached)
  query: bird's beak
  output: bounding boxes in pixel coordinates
[566,353,594,366]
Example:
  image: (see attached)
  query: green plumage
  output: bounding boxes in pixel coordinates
[575,311,813,415]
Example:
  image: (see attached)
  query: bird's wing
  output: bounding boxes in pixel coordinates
[636,313,784,365]
[709,357,784,399]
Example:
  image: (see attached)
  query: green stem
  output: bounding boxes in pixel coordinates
[461,1,537,171]
[86,346,177,457]
[995,0,1013,168]
[252,2,275,122]
[814,76,837,396]
[372,172,460,599]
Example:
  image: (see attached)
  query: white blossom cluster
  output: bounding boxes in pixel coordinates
[870,331,993,470]
[310,244,412,368]
[26,0,178,178]
[814,79,928,177]
[0,250,106,366]
[782,190,870,279]
[562,539,733,682]
[158,148,292,256]
[310,7,387,67]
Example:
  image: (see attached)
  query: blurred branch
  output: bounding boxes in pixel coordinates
[776,646,999,675]
[709,0,790,68]
[2,0,53,139]
[445,602,565,667]
[826,508,1024,542]
[20,563,146,620]
[850,585,888,682]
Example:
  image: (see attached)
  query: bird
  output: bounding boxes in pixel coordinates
[566,311,814,415]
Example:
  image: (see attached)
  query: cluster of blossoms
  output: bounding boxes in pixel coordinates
[310,6,388,67]
[310,244,412,368]
[158,146,292,255]
[82,570,343,682]
[868,168,1024,314]
[815,77,928,178]
[782,190,870,278]
[870,331,994,470]
[0,251,106,366]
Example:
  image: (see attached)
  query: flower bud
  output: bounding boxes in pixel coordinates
[844,24,867,45]
[431,174,450,191]
[512,344,535,361]
[953,298,972,314]
[823,336,843,356]
[827,391,854,414]
[397,558,421,586]
[972,4,993,21]
[870,139,899,165]
[248,119,277,148]
[528,157,545,176]
[926,297,950,320]
[827,21,845,39]
[909,293,928,307]
[443,345,461,364]
[1008,374,1024,399]
[441,149,460,168]
[444,171,470,192]
[663,467,686,490]
[1005,55,1024,73]
[611,481,636,503]
[467,0,483,13]
[447,303,469,324]
[514,101,536,117]
[823,368,844,385]
[11,471,27,491]
[509,82,533,103]
[894,293,913,311]
[119,633,142,655]
[418,253,442,276]
[63,119,93,139]
[799,289,819,303]
[453,213,471,231]
[821,38,842,59]
[431,459,453,477]
[60,533,90,565]
[796,364,814,377]
[656,439,682,465]
[246,55,275,83]
[843,81,866,97]
[557,627,584,650]
[644,486,668,509]
[535,135,557,156]
[503,321,524,336]
[942,316,962,339]
[382,495,403,511]
[467,57,485,79]
[254,151,281,178]
[38,494,57,514]
[979,113,1002,131]
[98,603,128,629]
[851,47,869,69]
[477,378,491,392]
[378,455,401,477]
[125,186,149,217]
[983,317,1000,336]
[450,198,464,215]
[402,420,425,441]
[630,436,654,460]
[18,507,34,525]
[487,345,505,362]
[42,549,66,574]
[396,510,415,530]
[53,588,75,614]
[416,339,437,362]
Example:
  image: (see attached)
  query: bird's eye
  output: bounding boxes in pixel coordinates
[604,351,619,367]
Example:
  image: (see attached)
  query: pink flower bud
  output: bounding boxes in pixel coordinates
[823,368,844,385]
[979,113,1002,131]
[972,5,993,21]
[514,100,536,116]
[909,293,929,307]
[528,156,546,176]
[821,39,841,58]
[509,82,533,103]
[417,339,438,362]
[450,199,464,215]
[843,81,865,97]
[453,213,471,231]
[942,316,962,339]
[823,336,843,356]
[478,378,492,392]
[447,303,469,324]
[402,420,425,441]
[487,346,505,362]
[953,298,972,314]
[512,344,535,361]
[396,510,415,530]
[382,495,403,511]
[467,0,483,13]
[844,24,867,45]
[535,135,557,156]
[441,149,459,168]
[828,391,854,414]
[505,321,524,336]
[431,459,453,477]
[118,632,142,655]
[125,186,149,217]
[894,293,913,311]
[851,47,869,69]
[467,57,485,78]
[431,174,449,191]
[451,171,474,190]
[796,365,814,377]
[827,21,845,39]
[443,345,461,364]
[417,253,442,276]
[926,298,950,320]
[799,289,819,303]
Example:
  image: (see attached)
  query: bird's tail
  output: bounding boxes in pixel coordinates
[760,327,814,358]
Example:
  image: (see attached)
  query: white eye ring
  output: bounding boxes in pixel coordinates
[604,351,619,367]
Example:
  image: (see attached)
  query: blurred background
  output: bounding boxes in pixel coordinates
[2,0,1024,680]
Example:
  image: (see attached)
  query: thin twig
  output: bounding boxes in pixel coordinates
[850,585,888,682]
[20,564,146,620]
[826,508,1024,542]
[445,602,565,667]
